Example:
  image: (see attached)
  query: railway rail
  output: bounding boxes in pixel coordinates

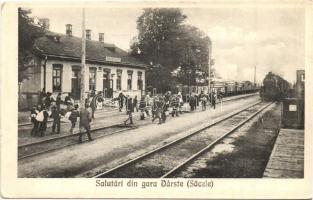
[93,101,273,178]
[18,124,136,160]
[18,93,258,160]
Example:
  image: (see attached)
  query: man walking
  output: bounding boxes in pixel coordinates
[124,97,134,125]
[79,104,93,143]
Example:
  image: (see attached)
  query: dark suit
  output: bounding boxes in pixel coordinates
[79,108,92,142]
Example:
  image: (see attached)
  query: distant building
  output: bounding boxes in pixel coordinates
[19,23,147,109]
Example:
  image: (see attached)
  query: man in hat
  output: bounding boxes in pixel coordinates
[78,104,93,143]
[50,105,61,134]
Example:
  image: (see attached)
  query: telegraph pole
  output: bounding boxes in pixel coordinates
[80,8,86,109]
[208,40,212,93]
[254,65,256,85]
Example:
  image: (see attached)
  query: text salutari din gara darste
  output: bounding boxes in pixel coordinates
[96,179,214,188]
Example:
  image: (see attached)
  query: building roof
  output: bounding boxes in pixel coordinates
[33,31,147,69]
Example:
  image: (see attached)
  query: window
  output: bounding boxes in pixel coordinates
[89,68,96,91]
[116,70,122,91]
[127,70,133,90]
[137,71,143,90]
[52,64,63,92]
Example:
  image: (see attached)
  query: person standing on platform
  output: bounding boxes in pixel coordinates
[124,97,134,125]
[44,92,52,110]
[218,92,223,102]
[37,105,49,137]
[38,88,46,105]
[118,92,125,112]
[189,94,195,111]
[78,104,93,143]
[170,95,179,117]
[124,95,129,114]
[30,105,39,136]
[55,92,62,111]
[177,92,183,114]
[133,96,138,112]
[69,104,79,134]
[65,93,74,111]
[50,105,61,134]
[145,92,152,116]
[212,91,216,109]
[201,93,207,111]
[161,96,168,123]
[139,96,148,120]
[152,96,163,124]
[90,94,97,119]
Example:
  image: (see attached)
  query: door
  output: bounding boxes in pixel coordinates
[103,70,113,98]
[71,68,81,100]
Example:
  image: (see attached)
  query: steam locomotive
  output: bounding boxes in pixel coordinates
[260,72,291,101]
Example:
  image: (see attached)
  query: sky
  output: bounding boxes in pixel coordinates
[28,6,305,83]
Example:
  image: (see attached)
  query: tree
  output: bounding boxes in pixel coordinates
[131,8,186,70]
[130,8,211,92]
[18,8,45,83]
[145,64,177,93]
[175,25,210,86]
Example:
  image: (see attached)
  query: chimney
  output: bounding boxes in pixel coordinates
[86,29,91,40]
[66,24,72,36]
[99,33,104,43]
[39,18,50,30]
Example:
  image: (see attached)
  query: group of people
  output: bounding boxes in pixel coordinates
[115,90,220,125]
[30,90,93,142]
[189,90,220,111]
[31,90,74,137]
[29,88,221,141]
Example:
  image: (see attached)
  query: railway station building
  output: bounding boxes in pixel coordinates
[19,24,147,109]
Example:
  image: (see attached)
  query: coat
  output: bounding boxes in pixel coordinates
[133,98,138,107]
[69,110,79,122]
[127,100,134,113]
[50,109,61,120]
[80,108,91,126]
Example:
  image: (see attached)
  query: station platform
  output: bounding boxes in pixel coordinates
[263,128,304,178]
[18,94,261,177]
[18,93,258,146]
[18,92,258,126]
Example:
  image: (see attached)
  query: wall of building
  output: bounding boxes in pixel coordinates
[44,59,145,99]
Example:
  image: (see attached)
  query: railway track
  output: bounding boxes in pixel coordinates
[18,93,259,160]
[18,124,136,160]
[18,93,258,128]
[93,101,273,178]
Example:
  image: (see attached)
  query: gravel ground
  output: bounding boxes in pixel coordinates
[173,102,280,178]
[100,103,267,178]
[18,96,260,178]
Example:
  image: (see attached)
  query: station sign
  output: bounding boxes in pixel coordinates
[105,56,121,63]
[289,104,297,111]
